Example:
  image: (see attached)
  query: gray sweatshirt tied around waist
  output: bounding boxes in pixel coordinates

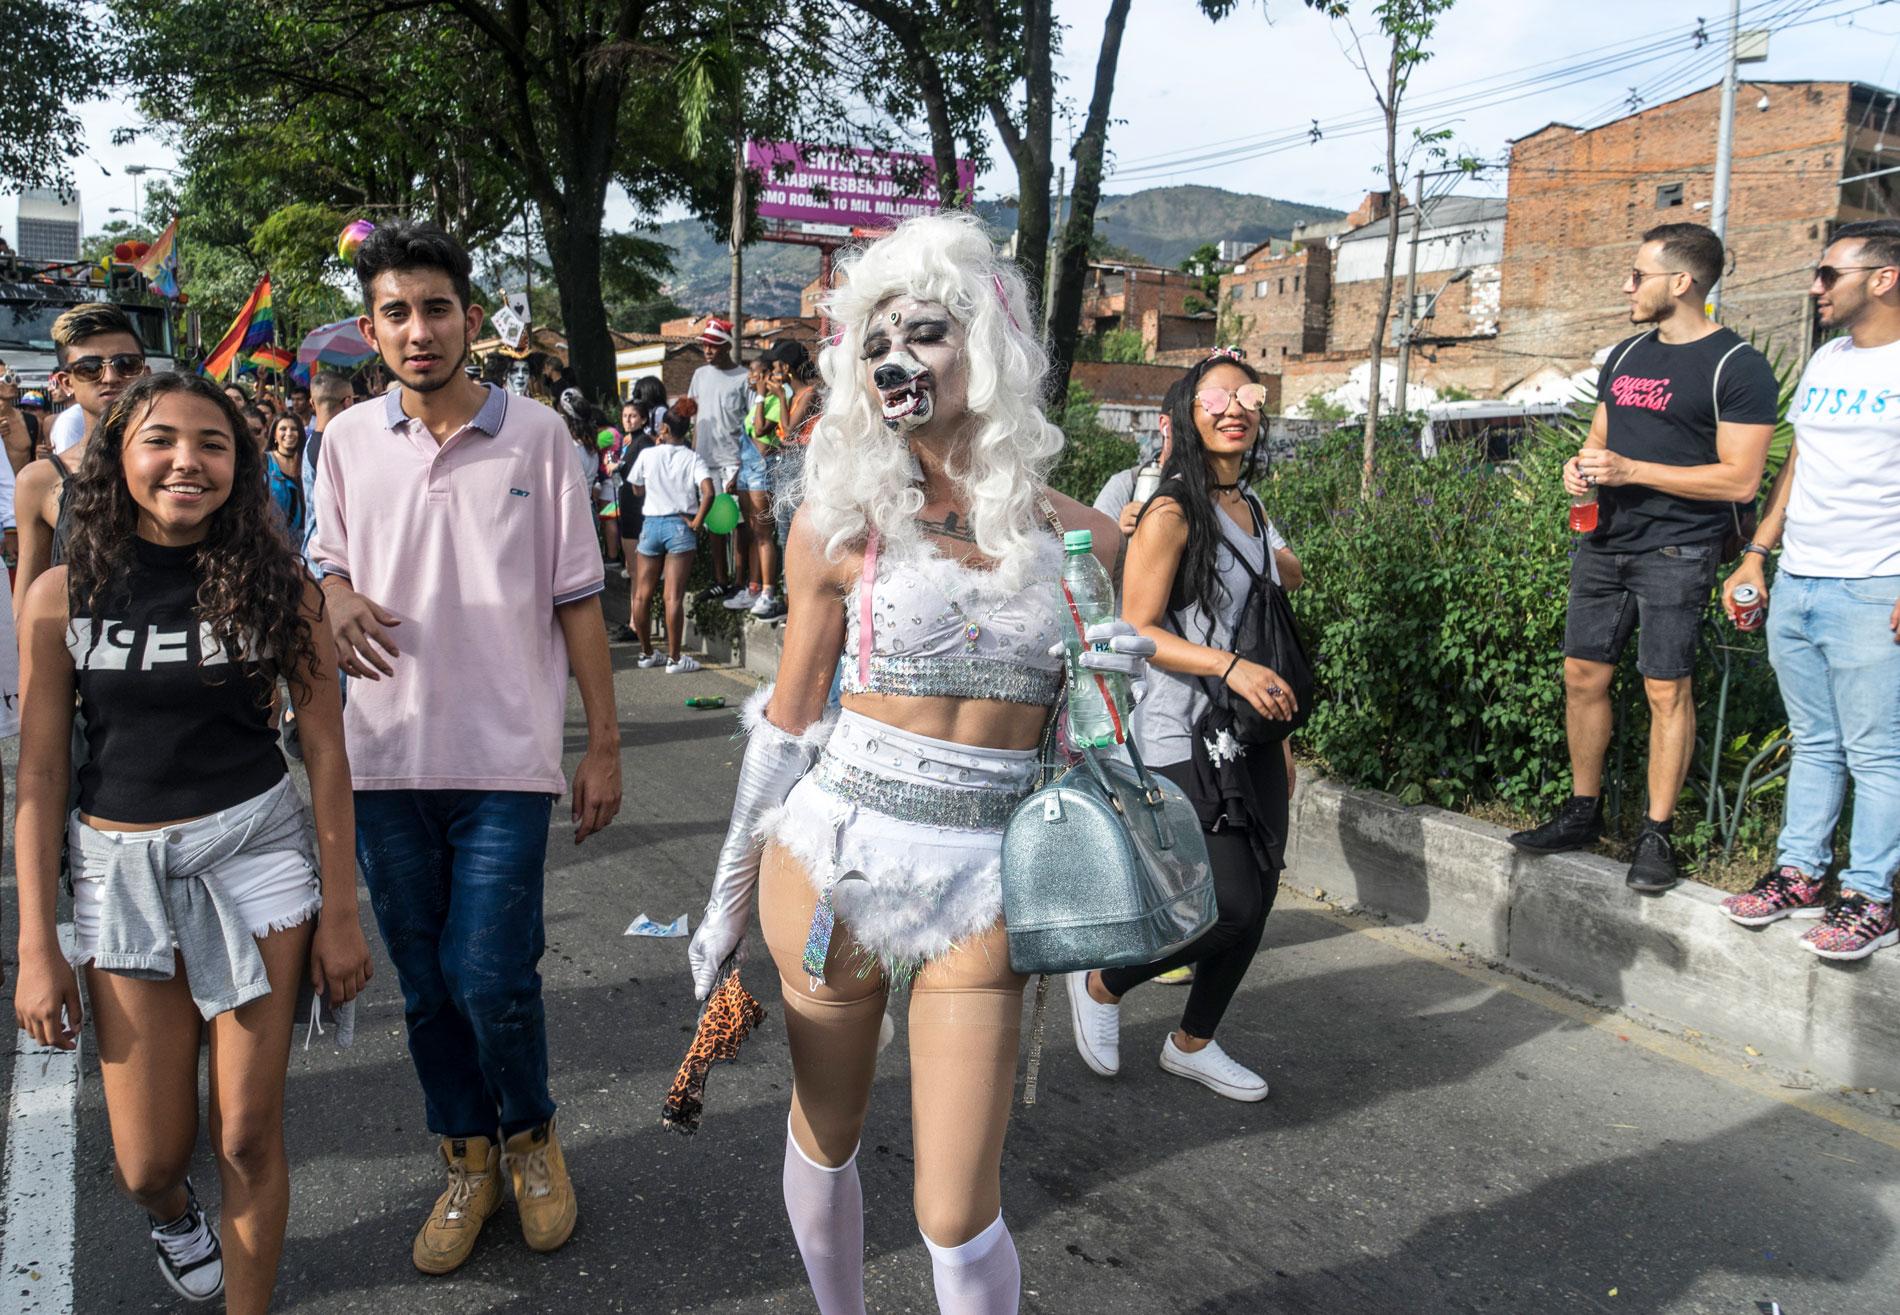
[75,777,318,1019]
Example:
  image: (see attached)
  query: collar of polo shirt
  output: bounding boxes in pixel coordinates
[382,382,510,436]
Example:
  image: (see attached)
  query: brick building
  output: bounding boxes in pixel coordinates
[1503,80,1900,374]
[1219,241,1331,366]
[1077,260,1216,357]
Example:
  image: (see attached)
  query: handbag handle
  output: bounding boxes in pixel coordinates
[1074,740,1175,849]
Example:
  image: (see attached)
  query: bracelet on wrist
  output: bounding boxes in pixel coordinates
[1221,652,1240,680]
[1742,543,1772,560]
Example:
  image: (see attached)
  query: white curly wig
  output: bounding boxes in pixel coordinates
[800,211,1065,589]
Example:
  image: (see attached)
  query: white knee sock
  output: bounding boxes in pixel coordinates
[923,1213,1020,1315]
[782,1123,867,1315]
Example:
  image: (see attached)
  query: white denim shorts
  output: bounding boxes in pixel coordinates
[69,777,321,966]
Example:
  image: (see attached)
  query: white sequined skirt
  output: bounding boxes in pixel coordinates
[761,710,1040,974]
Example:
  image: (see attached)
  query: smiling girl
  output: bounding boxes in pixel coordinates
[11,372,371,1313]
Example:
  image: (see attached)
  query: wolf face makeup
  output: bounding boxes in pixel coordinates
[861,296,968,434]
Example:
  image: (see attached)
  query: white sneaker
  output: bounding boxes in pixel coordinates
[636,650,667,669]
[1065,971,1120,1077]
[666,655,702,675]
[1158,1034,1268,1102]
[749,590,783,619]
[150,1179,224,1302]
[722,587,761,611]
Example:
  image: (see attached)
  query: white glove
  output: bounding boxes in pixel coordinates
[689,686,834,1000]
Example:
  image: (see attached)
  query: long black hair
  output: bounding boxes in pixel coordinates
[65,372,319,703]
[1150,353,1264,622]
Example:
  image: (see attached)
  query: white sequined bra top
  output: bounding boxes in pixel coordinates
[843,530,1067,706]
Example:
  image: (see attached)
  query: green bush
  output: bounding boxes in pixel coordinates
[1049,383,1139,506]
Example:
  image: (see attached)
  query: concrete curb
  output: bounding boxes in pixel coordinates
[1287,777,1900,1092]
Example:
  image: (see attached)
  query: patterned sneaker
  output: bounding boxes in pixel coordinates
[1720,867,1827,927]
[636,650,667,669]
[149,1178,223,1303]
[1799,893,1898,961]
[665,654,702,675]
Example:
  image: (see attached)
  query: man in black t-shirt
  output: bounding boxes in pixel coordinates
[1511,223,1777,892]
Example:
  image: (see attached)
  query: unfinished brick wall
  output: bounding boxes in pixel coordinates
[1501,82,1887,373]
[1219,245,1330,369]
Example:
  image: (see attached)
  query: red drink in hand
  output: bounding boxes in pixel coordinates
[1568,499,1599,533]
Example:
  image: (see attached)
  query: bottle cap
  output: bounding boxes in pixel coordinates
[1062,529,1094,553]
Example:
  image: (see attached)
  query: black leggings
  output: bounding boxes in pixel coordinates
[1099,755,1284,1039]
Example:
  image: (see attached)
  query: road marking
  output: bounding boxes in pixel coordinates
[1281,889,1900,1154]
[1,927,79,1315]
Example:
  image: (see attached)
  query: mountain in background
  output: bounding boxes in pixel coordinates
[650,185,1343,318]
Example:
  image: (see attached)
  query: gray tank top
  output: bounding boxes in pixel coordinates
[1131,496,1279,768]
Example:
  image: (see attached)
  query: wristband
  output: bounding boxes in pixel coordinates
[1741,543,1772,561]
[1222,652,1241,681]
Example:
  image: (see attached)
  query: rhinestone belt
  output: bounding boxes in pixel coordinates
[814,759,1031,831]
[843,653,1063,706]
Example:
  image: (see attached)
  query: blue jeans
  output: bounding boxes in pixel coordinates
[355,790,557,1138]
[1768,573,1900,905]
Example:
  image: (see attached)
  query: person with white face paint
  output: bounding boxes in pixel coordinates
[687,213,1153,1315]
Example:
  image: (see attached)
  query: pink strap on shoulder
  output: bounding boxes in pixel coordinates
[858,530,880,688]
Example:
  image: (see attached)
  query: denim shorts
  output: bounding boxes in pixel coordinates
[735,437,772,493]
[1563,542,1719,679]
[637,513,697,557]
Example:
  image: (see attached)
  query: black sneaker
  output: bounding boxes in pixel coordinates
[1625,828,1680,893]
[609,623,638,643]
[696,582,737,606]
[149,1178,223,1303]
[1508,796,1603,853]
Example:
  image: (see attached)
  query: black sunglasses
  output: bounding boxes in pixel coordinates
[60,353,148,384]
[1813,265,1896,291]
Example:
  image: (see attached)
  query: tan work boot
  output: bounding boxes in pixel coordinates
[503,1119,578,1252]
[412,1136,502,1275]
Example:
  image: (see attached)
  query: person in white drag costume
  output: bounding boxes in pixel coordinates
[687,213,1152,1315]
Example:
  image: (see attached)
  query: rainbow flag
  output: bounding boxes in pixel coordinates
[248,343,294,372]
[202,274,275,381]
[134,218,181,299]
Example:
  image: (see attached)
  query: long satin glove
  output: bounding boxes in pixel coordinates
[1049,619,1159,707]
[688,685,836,999]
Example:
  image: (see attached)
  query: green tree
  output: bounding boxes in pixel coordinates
[0,1,112,190]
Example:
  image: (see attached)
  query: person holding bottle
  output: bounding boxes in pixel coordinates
[1066,350,1295,1103]
[687,213,1150,1315]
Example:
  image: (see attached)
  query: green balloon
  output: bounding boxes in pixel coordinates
[704,493,742,535]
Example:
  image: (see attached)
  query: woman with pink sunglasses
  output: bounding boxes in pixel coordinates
[1065,350,1299,1103]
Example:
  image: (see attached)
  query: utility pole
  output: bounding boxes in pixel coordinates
[1392,170,1426,413]
[1042,164,1067,341]
[1709,0,1741,314]
[729,133,746,362]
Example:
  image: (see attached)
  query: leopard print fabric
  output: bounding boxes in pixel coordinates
[662,967,766,1134]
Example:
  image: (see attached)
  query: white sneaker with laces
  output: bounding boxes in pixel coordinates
[150,1179,224,1302]
[666,654,702,675]
[636,650,667,669]
[722,587,761,611]
[1158,1034,1268,1102]
[1065,971,1121,1077]
[748,590,780,618]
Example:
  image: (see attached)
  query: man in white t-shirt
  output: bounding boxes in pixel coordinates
[686,318,752,598]
[50,403,85,454]
[1719,220,1900,960]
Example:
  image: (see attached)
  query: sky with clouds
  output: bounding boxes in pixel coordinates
[12,0,1900,241]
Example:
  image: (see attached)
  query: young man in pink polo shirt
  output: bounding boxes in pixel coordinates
[310,221,622,1276]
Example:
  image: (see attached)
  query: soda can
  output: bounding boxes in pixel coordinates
[1729,583,1765,632]
[684,696,727,710]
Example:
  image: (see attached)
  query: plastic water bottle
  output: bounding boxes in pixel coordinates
[1059,530,1130,748]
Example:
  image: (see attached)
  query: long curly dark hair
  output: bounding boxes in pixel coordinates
[64,372,320,703]
[1149,353,1266,625]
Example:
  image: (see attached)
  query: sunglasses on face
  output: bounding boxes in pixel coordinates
[60,353,147,384]
[1196,383,1268,417]
[0,371,19,387]
[1813,264,1893,291]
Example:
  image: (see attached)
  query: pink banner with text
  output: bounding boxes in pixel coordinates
[745,141,973,229]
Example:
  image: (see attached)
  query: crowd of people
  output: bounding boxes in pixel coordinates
[0,204,1891,1314]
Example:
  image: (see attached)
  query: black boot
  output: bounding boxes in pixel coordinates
[1625,825,1680,893]
[1508,795,1604,853]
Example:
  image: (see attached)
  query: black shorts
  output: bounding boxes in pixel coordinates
[1563,543,1717,680]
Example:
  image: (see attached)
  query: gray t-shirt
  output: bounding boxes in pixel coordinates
[1131,501,1281,768]
[688,363,752,470]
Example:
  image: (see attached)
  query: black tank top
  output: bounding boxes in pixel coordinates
[48,450,73,566]
[70,538,287,823]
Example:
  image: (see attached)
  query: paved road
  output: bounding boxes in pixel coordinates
[3,630,1899,1313]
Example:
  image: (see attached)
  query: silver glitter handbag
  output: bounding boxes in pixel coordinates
[1000,710,1217,976]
